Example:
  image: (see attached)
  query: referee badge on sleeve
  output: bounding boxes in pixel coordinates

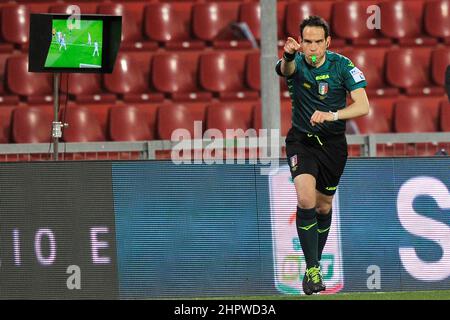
[318,82,328,95]
[289,155,298,172]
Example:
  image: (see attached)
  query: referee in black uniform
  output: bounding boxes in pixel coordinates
[276,16,370,295]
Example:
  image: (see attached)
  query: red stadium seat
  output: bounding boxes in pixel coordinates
[62,106,106,142]
[379,0,437,46]
[193,2,252,49]
[394,98,441,133]
[238,2,261,43]
[97,3,157,51]
[151,52,212,102]
[0,53,19,103]
[440,101,450,131]
[103,52,164,103]
[354,98,394,134]
[386,48,444,96]
[424,0,450,42]
[144,2,204,50]
[60,73,115,104]
[199,51,259,101]
[6,55,53,103]
[1,4,30,48]
[12,106,53,143]
[206,102,255,137]
[342,48,398,97]
[0,106,14,143]
[109,105,156,141]
[431,48,450,86]
[277,1,287,45]
[157,103,203,140]
[332,1,391,47]
[254,100,291,137]
[246,51,260,92]
[284,1,345,48]
[48,3,97,14]
[393,98,442,156]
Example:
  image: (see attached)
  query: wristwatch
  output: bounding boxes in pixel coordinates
[330,111,339,121]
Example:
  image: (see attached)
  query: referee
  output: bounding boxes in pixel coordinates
[275,16,370,295]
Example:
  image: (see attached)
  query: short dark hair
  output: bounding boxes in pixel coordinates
[300,15,330,39]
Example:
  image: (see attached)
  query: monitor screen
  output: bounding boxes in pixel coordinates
[29,14,121,73]
[45,19,103,69]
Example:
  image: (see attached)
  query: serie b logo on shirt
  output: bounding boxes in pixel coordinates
[318,82,328,95]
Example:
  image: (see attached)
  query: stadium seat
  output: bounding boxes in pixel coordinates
[97,3,157,51]
[353,98,394,134]
[277,1,287,45]
[206,102,255,137]
[394,98,441,133]
[199,51,259,101]
[386,48,444,96]
[431,48,450,87]
[284,1,345,48]
[342,48,398,97]
[245,51,260,92]
[1,4,30,48]
[0,53,19,104]
[424,0,450,42]
[48,3,97,14]
[379,0,437,46]
[393,98,442,156]
[6,55,53,103]
[151,52,212,102]
[109,105,156,141]
[440,101,450,131]
[144,2,204,50]
[238,2,261,43]
[332,1,391,47]
[0,105,14,143]
[103,52,164,103]
[12,106,53,143]
[254,100,291,137]
[192,2,252,49]
[61,106,106,142]
[60,73,115,104]
[157,104,200,140]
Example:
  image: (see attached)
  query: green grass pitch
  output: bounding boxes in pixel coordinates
[45,19,103,68]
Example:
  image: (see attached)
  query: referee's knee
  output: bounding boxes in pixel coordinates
[297,195,316,209]
[316,203,332,215]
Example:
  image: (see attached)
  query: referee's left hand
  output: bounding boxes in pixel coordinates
[310,111,334,126]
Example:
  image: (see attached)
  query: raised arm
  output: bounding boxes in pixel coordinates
[280,37,301,77]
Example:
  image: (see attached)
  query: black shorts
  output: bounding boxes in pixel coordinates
[285,127,348,196]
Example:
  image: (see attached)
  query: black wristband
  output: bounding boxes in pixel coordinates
[283,51,296,62]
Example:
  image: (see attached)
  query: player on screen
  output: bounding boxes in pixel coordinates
[59,34,67,51]
[93,41,99,56]
[275,16,370,295]
[56,31,62,45]
[88,32,92,46]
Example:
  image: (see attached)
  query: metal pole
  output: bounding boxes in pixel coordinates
[52,73,60,161]
[260,0,281,154]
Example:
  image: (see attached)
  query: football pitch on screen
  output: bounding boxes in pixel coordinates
[45,19,103,68]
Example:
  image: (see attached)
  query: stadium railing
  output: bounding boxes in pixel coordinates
[0,132,448,161]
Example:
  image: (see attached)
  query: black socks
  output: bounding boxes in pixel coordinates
[317,209,332,261]
[296,207,318,269]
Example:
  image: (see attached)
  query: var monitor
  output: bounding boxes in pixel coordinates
[29,14,121,73]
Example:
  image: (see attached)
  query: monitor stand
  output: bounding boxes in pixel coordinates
[51,73,67,161]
